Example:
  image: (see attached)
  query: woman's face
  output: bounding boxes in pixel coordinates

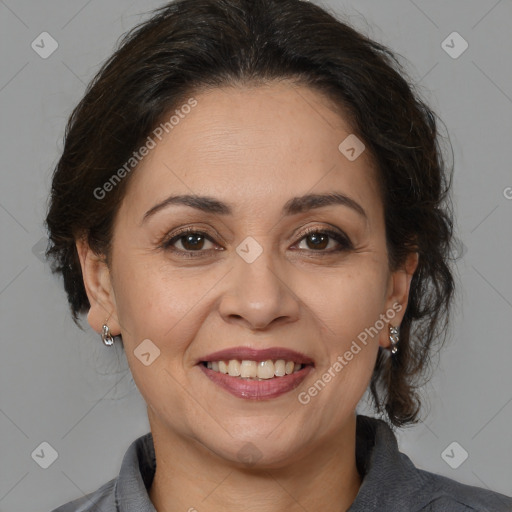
[80,81,415,467]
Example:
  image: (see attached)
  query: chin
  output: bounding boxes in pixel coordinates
[204,433,309,470]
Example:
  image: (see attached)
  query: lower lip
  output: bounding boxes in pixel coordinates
[198,364,313,400]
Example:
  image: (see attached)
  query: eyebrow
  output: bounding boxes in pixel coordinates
[142,192,367,223]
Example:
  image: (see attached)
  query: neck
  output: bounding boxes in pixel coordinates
[148,411,362,512]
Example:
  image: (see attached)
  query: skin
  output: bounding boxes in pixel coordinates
[77,81,418,512]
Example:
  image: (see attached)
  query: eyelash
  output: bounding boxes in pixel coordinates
[160,226,353,258]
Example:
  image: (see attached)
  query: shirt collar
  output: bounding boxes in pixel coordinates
[115,429,157,511]
[349,415,433,511]
[114,415,432,512]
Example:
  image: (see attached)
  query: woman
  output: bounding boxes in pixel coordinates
[46,0,512,510]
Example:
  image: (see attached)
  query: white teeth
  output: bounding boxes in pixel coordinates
[240,360,257,378]
[274,359,286,376]
[257,360,275,379]
[228,359,241,376]
[205,359,305,379]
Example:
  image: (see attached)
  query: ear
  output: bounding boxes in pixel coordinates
[379,251,419,349]
[75,237,121,336]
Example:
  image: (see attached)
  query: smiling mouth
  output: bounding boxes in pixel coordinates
[200,359,312,380]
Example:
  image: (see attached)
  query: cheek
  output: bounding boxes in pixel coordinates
[110,255,207,424]
[305,262,389,341]
[111,252,226,354]
[299,262,387,392]
[291,263,387,433]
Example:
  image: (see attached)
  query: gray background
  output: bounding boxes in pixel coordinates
[1,0,511,510]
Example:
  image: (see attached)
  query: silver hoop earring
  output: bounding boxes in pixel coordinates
[389,325,399,354]
[101,324,115,347]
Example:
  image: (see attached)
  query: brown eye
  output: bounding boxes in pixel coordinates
[178,233,207,251]
[162,230,217,254]
[303,232,329,250]
[295,229,353,253]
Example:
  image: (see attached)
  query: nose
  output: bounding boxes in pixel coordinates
[218,244,300,331]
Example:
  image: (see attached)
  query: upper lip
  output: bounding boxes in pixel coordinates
[198,347,314,365]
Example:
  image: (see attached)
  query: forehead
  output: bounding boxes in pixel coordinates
[120,82,382,220]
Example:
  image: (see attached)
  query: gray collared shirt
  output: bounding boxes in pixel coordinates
[50,415,512,511]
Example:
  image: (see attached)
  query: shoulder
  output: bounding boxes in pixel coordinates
[415,468,512,511]
[353,416,512,512]
[49,431,155,511]
[49,478,116,512]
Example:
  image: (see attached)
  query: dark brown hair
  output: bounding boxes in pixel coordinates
[45,0,455,427]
